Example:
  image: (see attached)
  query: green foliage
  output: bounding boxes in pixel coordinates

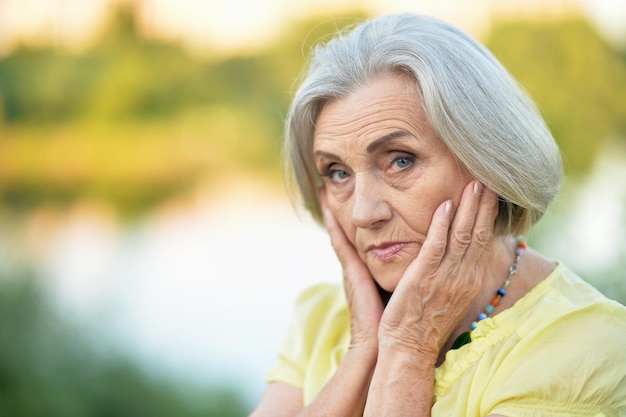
[0,7,366,216]
[0,47,85,123]
[0,271,249,417]
[486,19,626,176]
[0,6,624,215]
[0,38,210,123]
[0,7,369,127]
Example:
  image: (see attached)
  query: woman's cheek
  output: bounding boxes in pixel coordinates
[330,201,358,244]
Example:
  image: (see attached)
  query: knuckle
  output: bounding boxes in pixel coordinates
[428,238,447,259]
[473,227,492,246]
[451,228,472,247]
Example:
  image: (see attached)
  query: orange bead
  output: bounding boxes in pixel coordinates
[518,241,527,249]
[491,296,501,307]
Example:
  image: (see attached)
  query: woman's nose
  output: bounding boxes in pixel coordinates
[352,175,392,229]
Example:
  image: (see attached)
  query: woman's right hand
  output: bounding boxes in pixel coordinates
[320,187,384,354]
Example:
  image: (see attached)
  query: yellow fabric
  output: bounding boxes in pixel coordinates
[266,264,626,415]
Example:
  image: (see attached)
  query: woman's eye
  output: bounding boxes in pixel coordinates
[330,169,349,181]
[392,154,416,169]
[318,164,350,182]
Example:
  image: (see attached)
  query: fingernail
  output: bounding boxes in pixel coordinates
[444,200,452,213]
[474,181,482,193]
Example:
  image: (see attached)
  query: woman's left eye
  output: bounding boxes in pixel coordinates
[391,154,416,169]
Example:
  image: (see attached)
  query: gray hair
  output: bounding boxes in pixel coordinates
[285,13,562,236]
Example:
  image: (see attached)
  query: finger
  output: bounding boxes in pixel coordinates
[319,188,369,276]
[404,198,453,276]
[446,180,483,261]
[462,185,499,265]
[323,206,360,268]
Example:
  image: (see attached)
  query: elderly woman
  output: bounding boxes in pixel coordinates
[250,13,626,416]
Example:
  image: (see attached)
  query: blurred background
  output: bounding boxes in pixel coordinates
[0,0,625,415]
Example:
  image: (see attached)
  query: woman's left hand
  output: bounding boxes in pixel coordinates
[377,181,499,361]
[364,181,499,416]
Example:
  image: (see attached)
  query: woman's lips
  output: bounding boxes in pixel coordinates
[368,242,409,262]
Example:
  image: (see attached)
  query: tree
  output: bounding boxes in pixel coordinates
[486,18,626,176]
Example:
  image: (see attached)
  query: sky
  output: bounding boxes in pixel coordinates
[1,0,625,55]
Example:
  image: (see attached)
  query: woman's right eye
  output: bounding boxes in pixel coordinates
[329,169,349,181]
[319,164,350,182]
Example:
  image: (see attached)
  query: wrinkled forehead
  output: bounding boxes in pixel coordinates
[312,72,432,149]
[313,70,422,123]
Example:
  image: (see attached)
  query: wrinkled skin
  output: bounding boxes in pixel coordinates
[314,72,500,361]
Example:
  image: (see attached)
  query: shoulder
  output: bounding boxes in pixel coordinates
[529,265,626,334]
[509,263,624,332]
[290,283,348,351]
[486,265,626,414]
[285,283,348,348]
[265,283,348,387]
[295,283,345,308]
[514,264,626,360]
[291,283,347,326]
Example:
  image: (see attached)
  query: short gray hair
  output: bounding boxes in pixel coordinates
[285,13,562,236]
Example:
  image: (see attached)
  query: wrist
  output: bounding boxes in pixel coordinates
[377,337,438,370]
[346,341,379,363]
[364,339,437,416]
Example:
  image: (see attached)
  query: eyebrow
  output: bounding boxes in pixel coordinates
[366,130,413,153]
[314,130,414,161]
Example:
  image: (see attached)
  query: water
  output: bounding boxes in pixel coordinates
[23,180,341,404]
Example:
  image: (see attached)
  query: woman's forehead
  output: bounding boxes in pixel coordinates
[313,74,432,148]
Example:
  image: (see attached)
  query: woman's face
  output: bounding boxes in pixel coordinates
[313,72,473,291]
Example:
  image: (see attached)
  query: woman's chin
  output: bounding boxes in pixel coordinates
[365,246,419,293]
[370,266,403,293]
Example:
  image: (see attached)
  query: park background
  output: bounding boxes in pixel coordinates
[0,0,625,415]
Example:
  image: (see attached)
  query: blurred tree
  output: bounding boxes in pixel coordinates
[486,18,626,177]
[0,6,367,216]
[0,47,82,123]
[1,7,625,215]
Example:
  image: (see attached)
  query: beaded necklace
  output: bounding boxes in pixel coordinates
[451,237,527,350]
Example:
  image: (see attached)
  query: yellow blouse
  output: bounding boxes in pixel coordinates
[266,264,626,416]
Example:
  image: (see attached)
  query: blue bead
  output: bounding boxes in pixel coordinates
[478,313,487,321]
[497,288,506,296]
[471,321,478,330]
[485,304,494,314]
